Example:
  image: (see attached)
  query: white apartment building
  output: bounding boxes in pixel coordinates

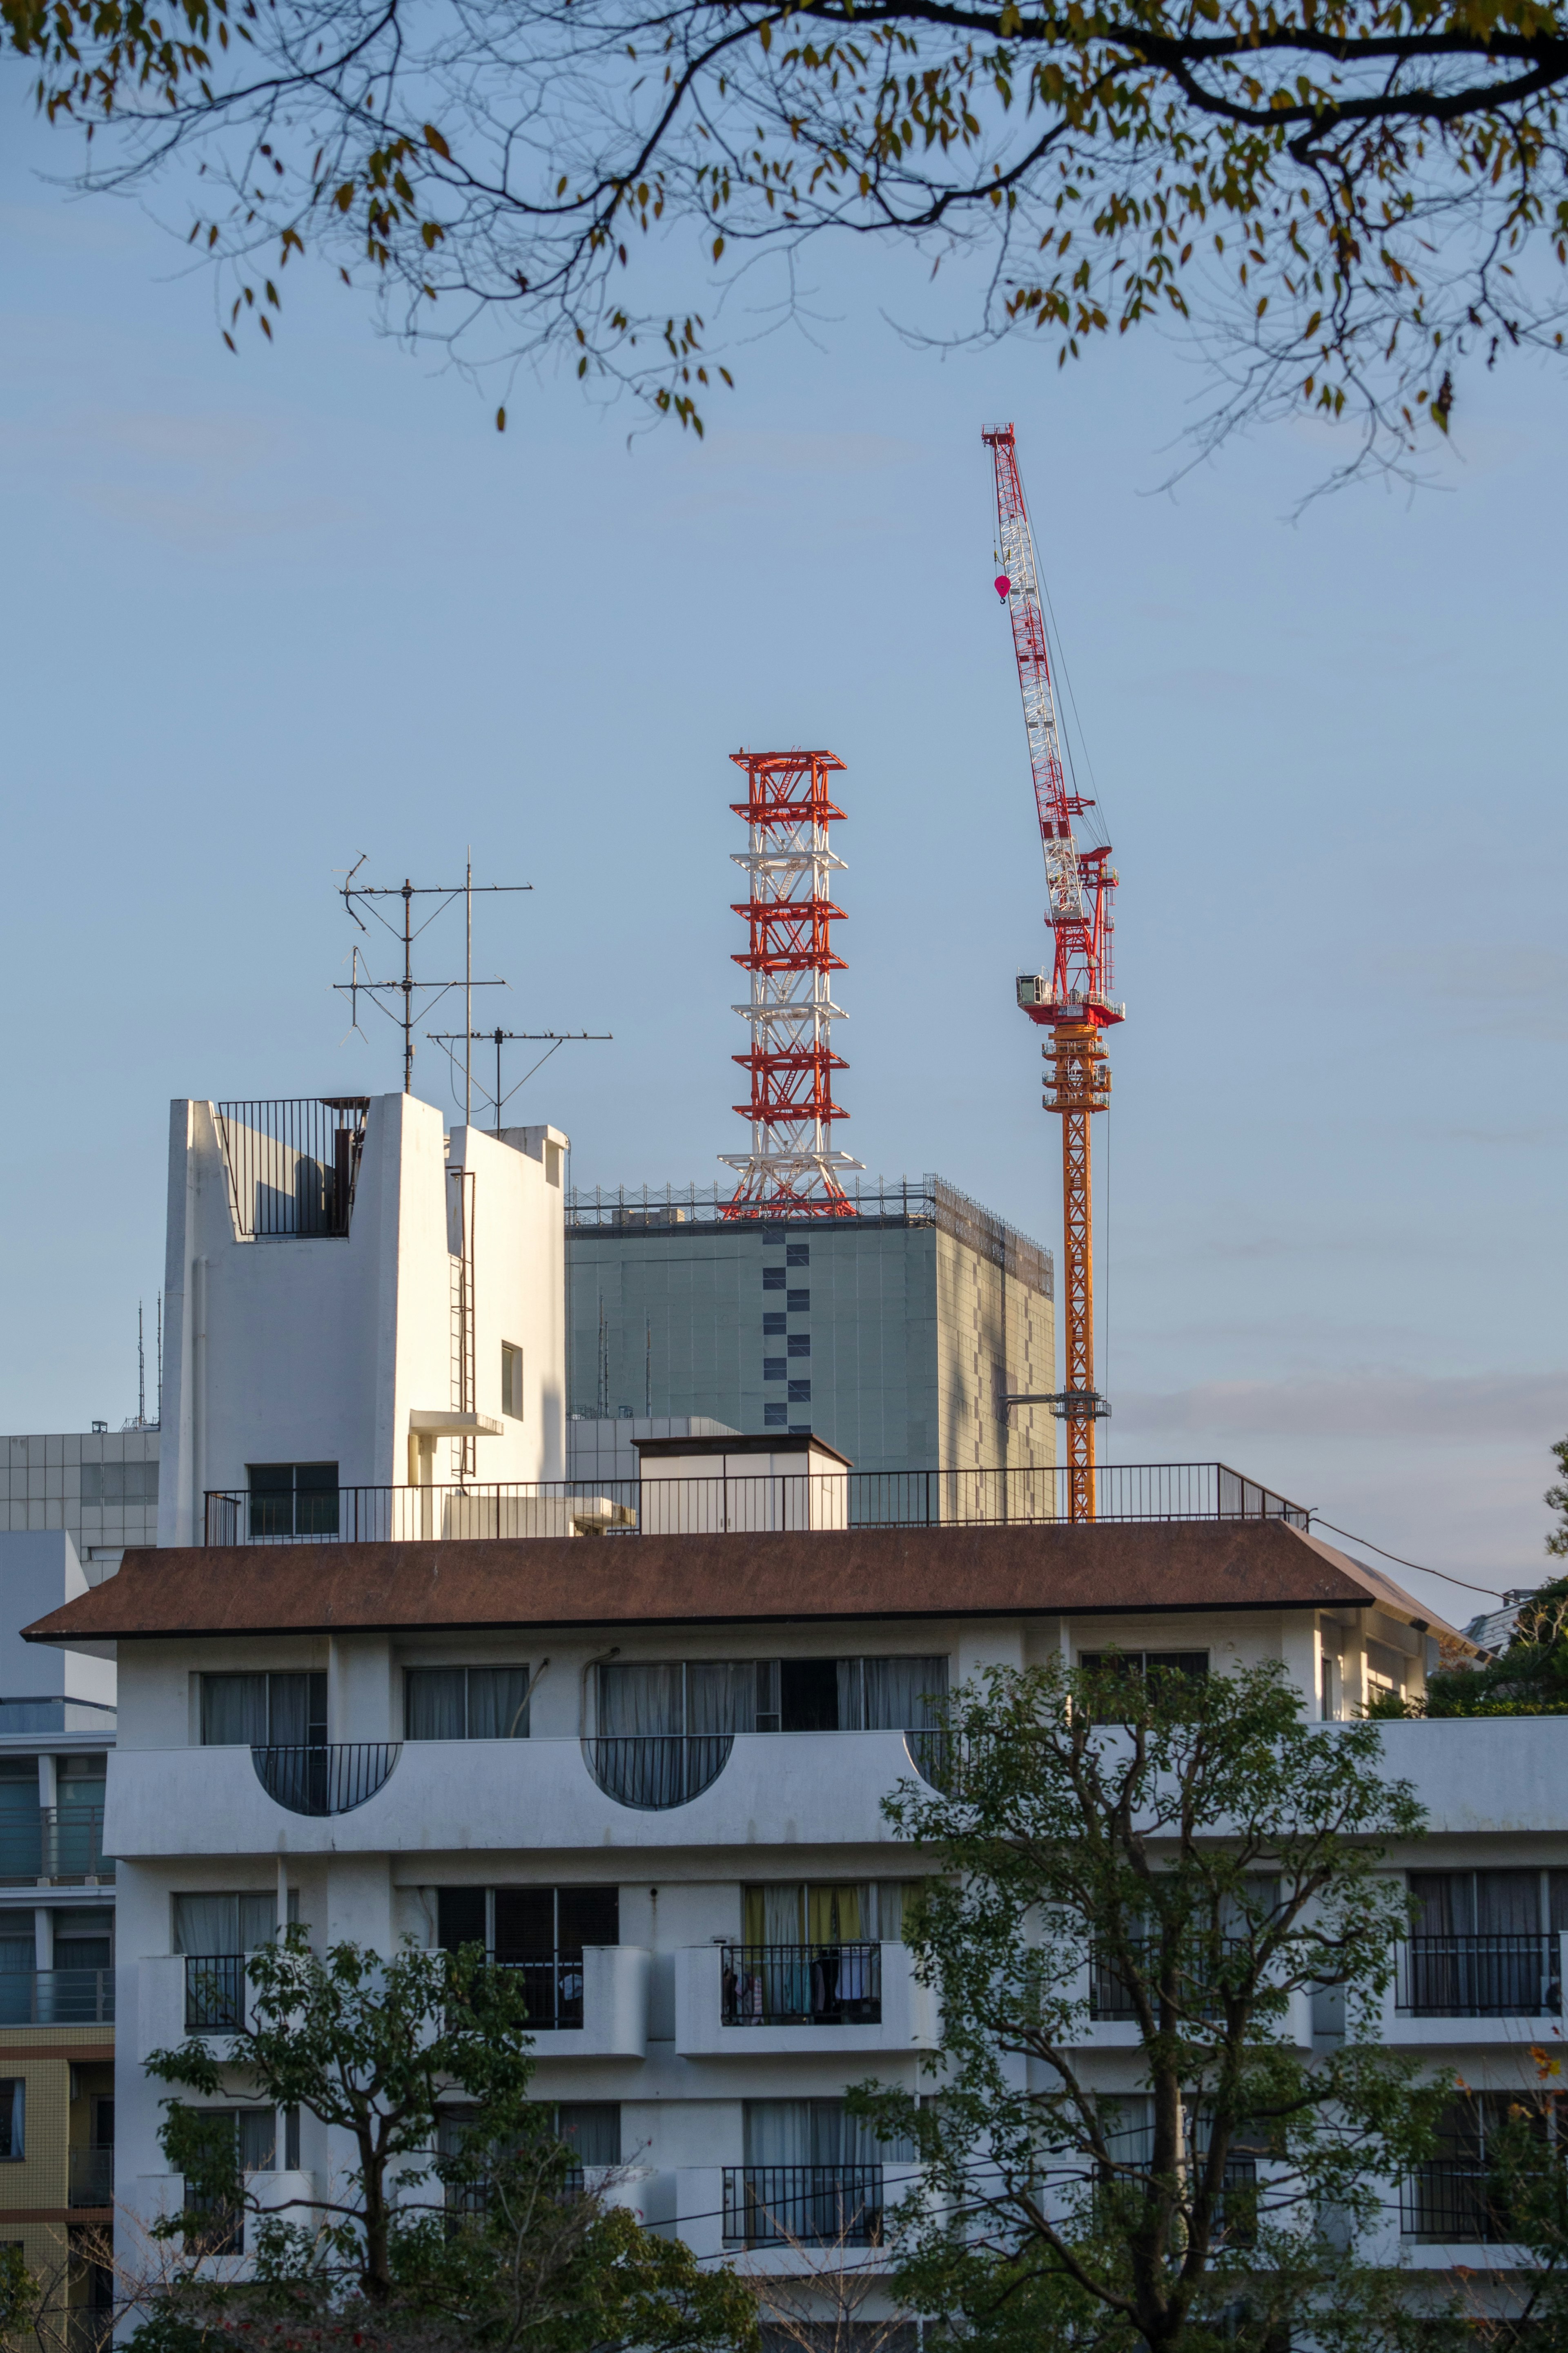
[22,1509,1565,2327]
[156,1095,569,1546]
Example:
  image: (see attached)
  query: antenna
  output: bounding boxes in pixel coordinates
[156,1291,163,1429]
[138,1303,145,1427]
[336,860,532,1093]
[425,1027,612,1134]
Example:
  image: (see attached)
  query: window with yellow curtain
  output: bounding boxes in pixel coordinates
[742,1882,912,1946]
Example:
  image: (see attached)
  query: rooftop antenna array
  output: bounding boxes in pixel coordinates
[425,1024,612,1133]
[125,1293,162,1429]
[336,858,532,1099]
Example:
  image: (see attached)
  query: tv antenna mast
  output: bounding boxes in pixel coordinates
[425,1025,612,1133]
[336,858,531,1095]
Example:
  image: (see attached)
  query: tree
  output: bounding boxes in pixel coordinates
[139,1931,757,2353]
[849,1657,1453,2353]
[1422,1435,1568,1719]
[5,0,1568,467]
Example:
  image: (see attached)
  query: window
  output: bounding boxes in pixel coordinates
[201,1673,327,1748]
[763,1359,787,1381]
[786,1243,810,1267]
[742,1881,911,1944]
[787,1334,811,1357]
[1409,1871,1568,1936]
[183,2108,277,2254]
[247,1463,339,1538]
[436,1886,619,1955]
[81,1462,158,1505]
[405,1667,530,1741]
[557,2103,620,2168]
[762,1267,786,1291]
[0,2083,22,2160]
[786,1289,810,1314]
[1079,1651,1209,1681]
[501,1343,524,1420]
[1365,1639,1407,1700]
[754,1657,949,1734]
[762,1312,786,1336]
[764,1404,788,1428]
[173,1894,279,1956]
[54,1909,113,1973]
[787,1380,811,1403]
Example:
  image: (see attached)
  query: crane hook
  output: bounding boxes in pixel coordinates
[994,574,1011,600]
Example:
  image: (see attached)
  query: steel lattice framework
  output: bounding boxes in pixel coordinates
[719,749,863,1221]
[983,423,1125,1521]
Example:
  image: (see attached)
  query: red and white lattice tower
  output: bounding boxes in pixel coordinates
[719,749,863,1220]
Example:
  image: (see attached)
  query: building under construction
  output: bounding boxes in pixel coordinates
[566,1175,1054,1474]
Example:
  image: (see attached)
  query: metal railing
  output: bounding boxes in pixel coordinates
[1395,1935,1559,2018]
[68,2146,114,2208]
[494,1952,587,2030]
[584,1734,733,1810]
[0,1807,114,1884]
[723,2163,885,2247]
[1401,2161,1517,2242]
[205,1461,1308,1545]
[185,1954,246,2032]
[722,1943,883,2027]
[1089,1941,1252,2022]
[251,1742,401,1818]
[0,1969,115,2025]
[214,1098,368,1240]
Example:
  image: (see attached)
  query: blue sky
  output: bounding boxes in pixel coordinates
[2,78,1564,1624]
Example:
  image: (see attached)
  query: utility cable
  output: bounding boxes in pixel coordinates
[1310,1521,1508,1601]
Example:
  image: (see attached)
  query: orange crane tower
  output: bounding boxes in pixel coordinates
[982,424,1125,1522]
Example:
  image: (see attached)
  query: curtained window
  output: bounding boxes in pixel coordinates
[557,2104,620,2167]
[406,1668,530,1740]
[743,2098,915,2166]
[202,1674,326,1748]
[1410,1872,1551,1935]
[173,1894,278,1956]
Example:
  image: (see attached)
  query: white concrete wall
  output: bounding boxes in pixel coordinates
[157,1097,569,1542]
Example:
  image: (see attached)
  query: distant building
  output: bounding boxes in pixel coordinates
[156,1095,569,1545]
[567,1417,738,1487]
[0,1534,116,2349]
[1,1429,160,1584]
[566,1175,1056,1474]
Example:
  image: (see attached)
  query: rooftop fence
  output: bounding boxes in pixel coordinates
[204,1463,1308,1545]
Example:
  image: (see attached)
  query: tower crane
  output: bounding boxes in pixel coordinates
[982,422,1125,1523]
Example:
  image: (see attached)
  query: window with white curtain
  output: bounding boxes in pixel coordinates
[405,1667,531,1740]
[742,2098,915,2166]
[1410,1871,1568,1935]
[598,1657,947,1735]
[172,1894,278,1956]
[597,1662,761,1737]
[201,1673,327,1747]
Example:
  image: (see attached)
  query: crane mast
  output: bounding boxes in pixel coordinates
[982,422,1124,1523]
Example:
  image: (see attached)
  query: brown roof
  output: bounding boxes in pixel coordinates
[20,1519,1464,1647]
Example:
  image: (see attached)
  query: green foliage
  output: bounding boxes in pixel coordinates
[1426,1573,1568,1719]
[850,1657,1450,2353]
[6,0,1568,464]
[138,1930,757,2353]
[0,2245,40,2351]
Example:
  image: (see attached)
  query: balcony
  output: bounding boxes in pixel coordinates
[68,2146,114,2210]
[203,1461,1308,1545]
[1395,1934,1561,2020]
[1401,2161,1521,2244]
[677,1942,937,2057]
[251,1744,400,1817]
[723,2164,886,2248]
[722,1943,882,2027]
[0,1807,113,1885]
[583,1734,732,1811]
[0,1968,114,2025]
[185,1954,248,2032]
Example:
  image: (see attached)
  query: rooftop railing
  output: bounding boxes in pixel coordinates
[214,1098,368,1241]
[205,1462,1308,1546]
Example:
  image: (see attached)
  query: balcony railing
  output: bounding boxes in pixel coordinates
[251,1742,401,1818]
[584,1734,733,1811]
[722,1943,883,2027]
[1395,1935,1559,2019]
[185,1954,247,2032]
[0,1806,113,1885]
[68,2146,114,2209]
[1401,2161,1518,2242]
[215,1097,367,1240]
[0,1969,115,2025]
[205,1461,1308,1545]
[494,1952,587,2030]
[723,2163,885,2247]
